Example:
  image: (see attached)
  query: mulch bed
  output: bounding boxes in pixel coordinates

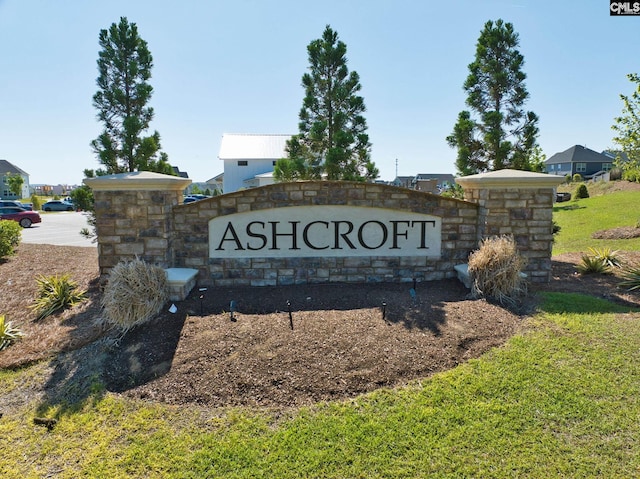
[2,243,640,411]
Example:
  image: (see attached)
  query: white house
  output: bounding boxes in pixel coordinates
[218,133,291,193]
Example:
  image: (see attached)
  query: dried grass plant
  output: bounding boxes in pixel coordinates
[467,235,527,306]
[100,258,169,333]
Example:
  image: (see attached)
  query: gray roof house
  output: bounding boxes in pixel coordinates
[0,159,30,199]
[545,145,615,179]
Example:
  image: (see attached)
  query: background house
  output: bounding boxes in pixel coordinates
[219,133,291,193]
[0,159,30,199]
[392,173,455,193]
[545,145,614,179]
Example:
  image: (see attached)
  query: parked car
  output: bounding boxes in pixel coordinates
[0,200,32,211]
[42,199,75,212]
[0,206,42,228]
[183,194,210,204]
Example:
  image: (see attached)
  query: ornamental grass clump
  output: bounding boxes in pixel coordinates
[467,235,527,306]
[0,314,23,351]
[31,274,87,320]
[100,258,168,333]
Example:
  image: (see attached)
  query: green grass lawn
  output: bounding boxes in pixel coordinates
[3,185,640,477]
[553,188,640,254]
[2,292,640,478]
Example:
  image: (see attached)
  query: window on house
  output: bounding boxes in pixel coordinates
[238,161,248,166]
[272,161,276,166]
[549,164,555,170]
[603,163,613,171]
[576,163,586,172]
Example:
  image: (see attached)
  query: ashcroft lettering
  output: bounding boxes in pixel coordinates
[215,219,437,252]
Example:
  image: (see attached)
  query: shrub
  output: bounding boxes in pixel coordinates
[565,174,572,184]
[572,173,583,182]
[100,258,169,333]
[0,314,23,351]
[609,168,622,181]
[0,219,22,259]
[574,183,589,199]
[31,274,88,320]
[623,168,640,183]
[30,194,41,210]
[467,235,527,306]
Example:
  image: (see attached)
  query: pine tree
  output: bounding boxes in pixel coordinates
[275,25,378,182]
[91,17,172,175]
[447,19,539,175]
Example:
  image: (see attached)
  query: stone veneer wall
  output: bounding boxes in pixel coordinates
[171,181,479,287]
[456,170,564,283]
[85,172,191,277]
[85,170,563,288]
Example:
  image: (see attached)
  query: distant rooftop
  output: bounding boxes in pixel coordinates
[218,134,292,160]
[0,159,28,176]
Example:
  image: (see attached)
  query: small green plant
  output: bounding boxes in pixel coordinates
[589,246,621,268]
[619,264,640,291]
[30,194,41,210]
[572,173,583,182]
[574,183,589,199]
[0,314,23,351]
[576,254,610,275]
[0,219,22,259]
[31,274,87,320]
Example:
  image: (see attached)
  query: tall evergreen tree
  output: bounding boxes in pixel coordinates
[447,19,539,176]
[91,17,173,175]
[275,25,378,182]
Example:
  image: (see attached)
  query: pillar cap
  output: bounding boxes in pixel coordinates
[84,171,191,191]
[455,169,565,189]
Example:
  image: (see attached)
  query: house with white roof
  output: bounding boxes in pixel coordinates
[218,133,292,193]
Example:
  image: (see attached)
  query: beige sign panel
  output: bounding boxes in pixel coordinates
[209,205,441,258]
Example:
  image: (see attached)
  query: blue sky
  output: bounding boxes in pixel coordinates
[0,0,638,185]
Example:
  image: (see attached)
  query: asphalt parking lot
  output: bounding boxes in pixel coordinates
[19,211,96,248]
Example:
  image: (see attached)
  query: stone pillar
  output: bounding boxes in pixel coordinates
[455,169,564,283]
[84,172,191,278]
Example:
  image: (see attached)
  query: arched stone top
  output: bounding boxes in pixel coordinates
[84,171,191,191]
[174,180,476,216]
[455,169,565,190]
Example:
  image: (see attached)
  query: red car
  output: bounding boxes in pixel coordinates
[0,206,42,228]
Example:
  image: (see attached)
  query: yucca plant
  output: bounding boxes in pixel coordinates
[619,264,640,291]
[576,254,610,275]
[0,314,23,351]
[31,274,87,320]
[588,247,622,268]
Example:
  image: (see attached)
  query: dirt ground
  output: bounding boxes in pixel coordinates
[2,239,640,410]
